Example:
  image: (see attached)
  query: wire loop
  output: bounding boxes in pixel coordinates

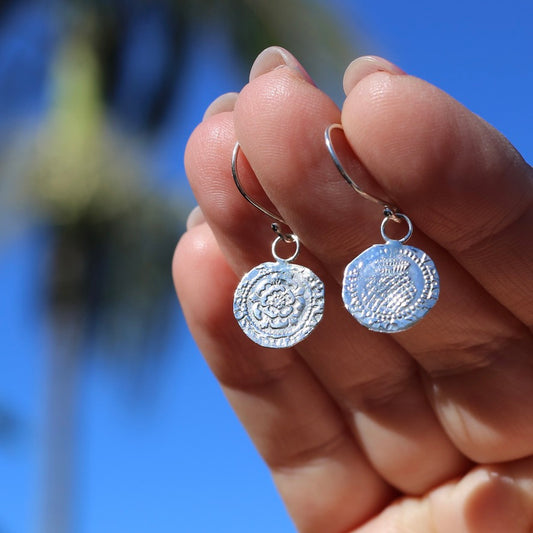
[325,123,401,222]
[381,212,413,243]
[272,234,300,262]
[232,142,294,241]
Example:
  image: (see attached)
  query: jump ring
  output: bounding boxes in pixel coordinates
[272,235,300,262]
[381,213,413,243]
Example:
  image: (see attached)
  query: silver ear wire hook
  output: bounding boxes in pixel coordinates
[324,123,400,222]
[231,140,325,347]
[328,122,440,332]
[232,141,294,242]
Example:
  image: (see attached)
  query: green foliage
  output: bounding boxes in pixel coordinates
[4,0,357,362]
[22,32,186,362]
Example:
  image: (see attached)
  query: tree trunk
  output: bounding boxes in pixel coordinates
[41,309,84,533]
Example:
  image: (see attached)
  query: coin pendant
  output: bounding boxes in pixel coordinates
[342,240,439,333]
[233,260,325,348]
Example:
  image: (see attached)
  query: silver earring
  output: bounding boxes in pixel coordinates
[325,124,439,333]
[231,142,325,348]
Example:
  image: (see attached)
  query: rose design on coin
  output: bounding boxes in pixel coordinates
[234,260,324,348]
[252,278,305,328]
[343,240,439,333]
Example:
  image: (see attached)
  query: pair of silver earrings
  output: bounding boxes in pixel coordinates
[232,124,440,348]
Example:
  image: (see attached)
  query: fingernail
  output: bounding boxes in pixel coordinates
[343,56,405,95]
[186,206,205,230]
[203,92,239,120]
[249,46,314,84]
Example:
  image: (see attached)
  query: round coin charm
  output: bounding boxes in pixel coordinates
[234,260,325,348]
[342,240,439,333]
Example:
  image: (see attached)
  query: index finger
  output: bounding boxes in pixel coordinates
[342,72,533,330]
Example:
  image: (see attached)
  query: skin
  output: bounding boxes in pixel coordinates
[173,48,533,532]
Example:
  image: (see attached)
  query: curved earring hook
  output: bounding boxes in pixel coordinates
[325,123,399,218]
[232,141,293,242]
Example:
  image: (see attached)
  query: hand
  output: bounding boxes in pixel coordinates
[174,47,533,532]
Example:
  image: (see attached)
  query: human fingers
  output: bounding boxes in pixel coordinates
[173,222,392,532]
[232,59,533,463]
[343,55,405,96]
[203,92,239,120]
[186,206,205,230]
[249,46,316,85]
[342,70,533,330]
[355,457,533,532]
[339,70,533,462]
[186,60,467,493]
[190,91,239,228]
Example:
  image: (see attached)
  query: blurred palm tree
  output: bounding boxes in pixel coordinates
[79,0,358,129]
[27,30,187,533]
[0,1,358,532]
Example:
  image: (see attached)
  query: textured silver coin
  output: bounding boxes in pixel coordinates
[233,260,324,348]
[342,240,439,333]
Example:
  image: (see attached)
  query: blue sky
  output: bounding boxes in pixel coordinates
[0,1,532,532]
